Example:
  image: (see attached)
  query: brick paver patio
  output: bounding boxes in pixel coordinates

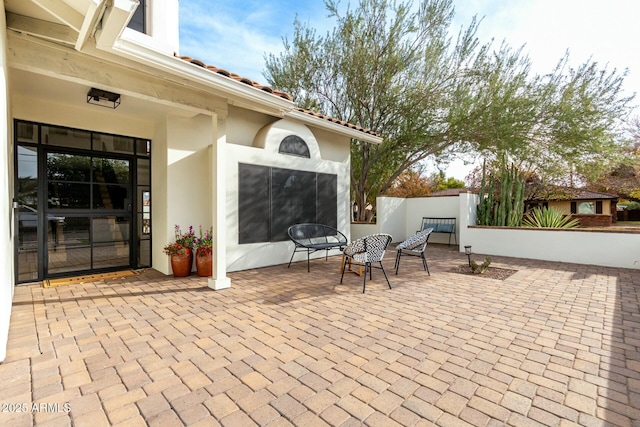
[1,245,639,426]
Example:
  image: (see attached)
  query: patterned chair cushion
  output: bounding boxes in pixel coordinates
[343,238,366,257]
[396,228,432,251]
[344,233,392,262]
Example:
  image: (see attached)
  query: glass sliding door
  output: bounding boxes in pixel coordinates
[45,150,132,276]
[14,120,152,283]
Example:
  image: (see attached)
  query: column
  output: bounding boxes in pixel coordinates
[208,114,231,290]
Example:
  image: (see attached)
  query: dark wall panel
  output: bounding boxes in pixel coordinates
[271,169,316,241]
[317,173,337,229]
[238,164,338,244]
[238,164,270,243]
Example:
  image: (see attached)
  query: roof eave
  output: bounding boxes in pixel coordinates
[285,109,383,144]
[108,37,294,114]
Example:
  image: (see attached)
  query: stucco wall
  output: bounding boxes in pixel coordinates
[157,114,215,274]
[225,117,351,271]
[404,196,461,245]
[459,193,640,269]
[350,195,463,247]
[464,226,640,269]
[226,105,278,147]
[377,197,407,243]
[11,94,154,139]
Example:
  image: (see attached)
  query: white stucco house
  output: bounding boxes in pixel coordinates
[0,0,381,361]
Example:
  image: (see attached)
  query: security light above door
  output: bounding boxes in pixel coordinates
[87,88,121,109]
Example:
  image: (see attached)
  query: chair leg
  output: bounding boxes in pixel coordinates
[362,263,368,293]
[422,253,430,275]
[307,249,311,272]
[340,256,347,283]
[380,262,392,289]
[287,248,296,268]
[395,250,401,275]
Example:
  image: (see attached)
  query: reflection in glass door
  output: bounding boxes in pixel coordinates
[16,143,39,282]
[45,151,132,276]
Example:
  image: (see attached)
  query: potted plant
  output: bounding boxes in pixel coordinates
[194,226,213,277]
[163,225,195,277]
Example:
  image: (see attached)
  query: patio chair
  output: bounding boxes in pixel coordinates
[340,233,393,293]
[394,228,432,275]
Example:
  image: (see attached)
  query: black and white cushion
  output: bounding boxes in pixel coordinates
[396,228,432,252]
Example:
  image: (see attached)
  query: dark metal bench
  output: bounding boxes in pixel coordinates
[287,223,348,272]
[418,217,457,245]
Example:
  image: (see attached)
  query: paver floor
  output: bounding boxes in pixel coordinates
[1,245,640,426]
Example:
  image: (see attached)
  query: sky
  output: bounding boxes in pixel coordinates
[178,0,640,179]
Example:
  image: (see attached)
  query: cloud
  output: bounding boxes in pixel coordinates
[452,0,638,104]
[179,0,329,83]
[179,0,638,112]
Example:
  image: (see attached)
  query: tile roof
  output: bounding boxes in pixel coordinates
[175,54,378,137]
[529,187,619,201]
[429,188,475,197]
[293,108,378,136]
[175,55,294,101]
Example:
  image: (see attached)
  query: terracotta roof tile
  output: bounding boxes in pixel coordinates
[429,188,474,197]
[175,54,293,101]
[529,187,619,201]
[174,54,379,137]
[293,108,378,136]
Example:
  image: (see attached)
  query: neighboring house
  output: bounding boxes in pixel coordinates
[525,188,619,226]
[428,188,475,197]
[0,0,381,361]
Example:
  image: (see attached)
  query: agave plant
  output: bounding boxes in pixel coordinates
[522,207,580,229]
[470,257,492,274]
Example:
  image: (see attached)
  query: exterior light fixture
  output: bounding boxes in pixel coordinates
[87,88,121,109]
[464,245,472,266]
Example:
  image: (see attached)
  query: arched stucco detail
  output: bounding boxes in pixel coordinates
[252,118,321,160]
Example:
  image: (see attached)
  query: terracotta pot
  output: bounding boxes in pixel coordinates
[171,248,193,277]
[196,249,212,277]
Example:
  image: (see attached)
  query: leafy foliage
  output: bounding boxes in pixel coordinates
[384,168,464,197]
[195,226,213,257]
[522,207,580,228]
[384,168,432,198]
[265,0,484,220]
[264,0,634,221]
[578,116,640,201]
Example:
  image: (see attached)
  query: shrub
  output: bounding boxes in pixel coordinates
[470,257,491,274]
[522,207,580,228]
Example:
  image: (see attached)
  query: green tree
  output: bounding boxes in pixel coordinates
[578,116,640,200]
[430,170,466,192]
[265,0,483,220]
[384,168,432,198]
[265,0,634,221]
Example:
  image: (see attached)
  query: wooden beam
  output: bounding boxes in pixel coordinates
[6,12,77,46]
[7,32,229,117]
[31,0,85,33]
[96,0,137,49]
